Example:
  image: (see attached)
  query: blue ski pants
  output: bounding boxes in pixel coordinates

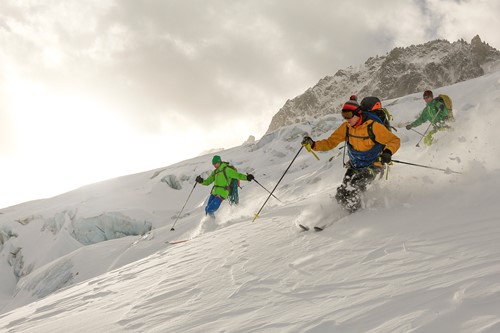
[205,194,223,218]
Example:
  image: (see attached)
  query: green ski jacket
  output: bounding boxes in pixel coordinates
[202,162,248,199]
[410,99,450,129]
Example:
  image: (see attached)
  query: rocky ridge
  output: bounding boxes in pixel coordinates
[267,35,500,133]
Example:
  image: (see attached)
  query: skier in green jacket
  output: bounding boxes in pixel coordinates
[406,90,452,146]
[195,155,254,218]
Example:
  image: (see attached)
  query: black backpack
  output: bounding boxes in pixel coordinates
[359,96,394,132]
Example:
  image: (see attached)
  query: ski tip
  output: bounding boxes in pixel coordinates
[313,226,324,232]
[298,224,310,231]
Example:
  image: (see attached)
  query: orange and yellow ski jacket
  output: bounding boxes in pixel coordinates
[313,118,400,168]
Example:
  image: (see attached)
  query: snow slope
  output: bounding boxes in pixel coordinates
[1,70,500,332]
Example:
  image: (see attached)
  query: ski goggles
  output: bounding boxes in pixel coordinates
[342,110,358,119]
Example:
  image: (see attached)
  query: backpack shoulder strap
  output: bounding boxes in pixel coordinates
[221,163,238,181]
[367,122,376,143]
[221,164,230,179]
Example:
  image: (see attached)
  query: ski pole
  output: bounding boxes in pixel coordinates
[253,145,304,222]
[391,159,462,174]
[411,128,425,137]
[304,143,320,160]
[252,178,282,203]
[170,182,197,231]
[329,150,343,162]
[415,107,444,147]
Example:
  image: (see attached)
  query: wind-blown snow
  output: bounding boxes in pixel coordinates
[1,71,500,332]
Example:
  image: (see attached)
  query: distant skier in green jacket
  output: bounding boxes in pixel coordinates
[406,90,452,146]
[195,155,254,218]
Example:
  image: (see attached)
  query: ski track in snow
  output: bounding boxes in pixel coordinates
[2,195,500,332]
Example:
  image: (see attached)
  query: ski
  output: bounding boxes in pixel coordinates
[298,224,310,231]
[299,224,325,232]
[167,239,189,245]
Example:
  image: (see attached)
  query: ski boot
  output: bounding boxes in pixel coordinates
[335,185,361,213]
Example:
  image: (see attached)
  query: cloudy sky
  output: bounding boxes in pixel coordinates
[1,0,499,208]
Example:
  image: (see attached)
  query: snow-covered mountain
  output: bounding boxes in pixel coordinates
[1,68,500,332]
[267,35,500,133]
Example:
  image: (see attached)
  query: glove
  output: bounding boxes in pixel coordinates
[301,136,315,148]
[195,175,204,183]
[405,124,412,130]
[246,174,254,182]
[379,149,392,164]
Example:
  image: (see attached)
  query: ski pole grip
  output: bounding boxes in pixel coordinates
[304,143,320,160]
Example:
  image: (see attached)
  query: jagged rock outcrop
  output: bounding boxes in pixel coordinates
[266,35,500,133]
